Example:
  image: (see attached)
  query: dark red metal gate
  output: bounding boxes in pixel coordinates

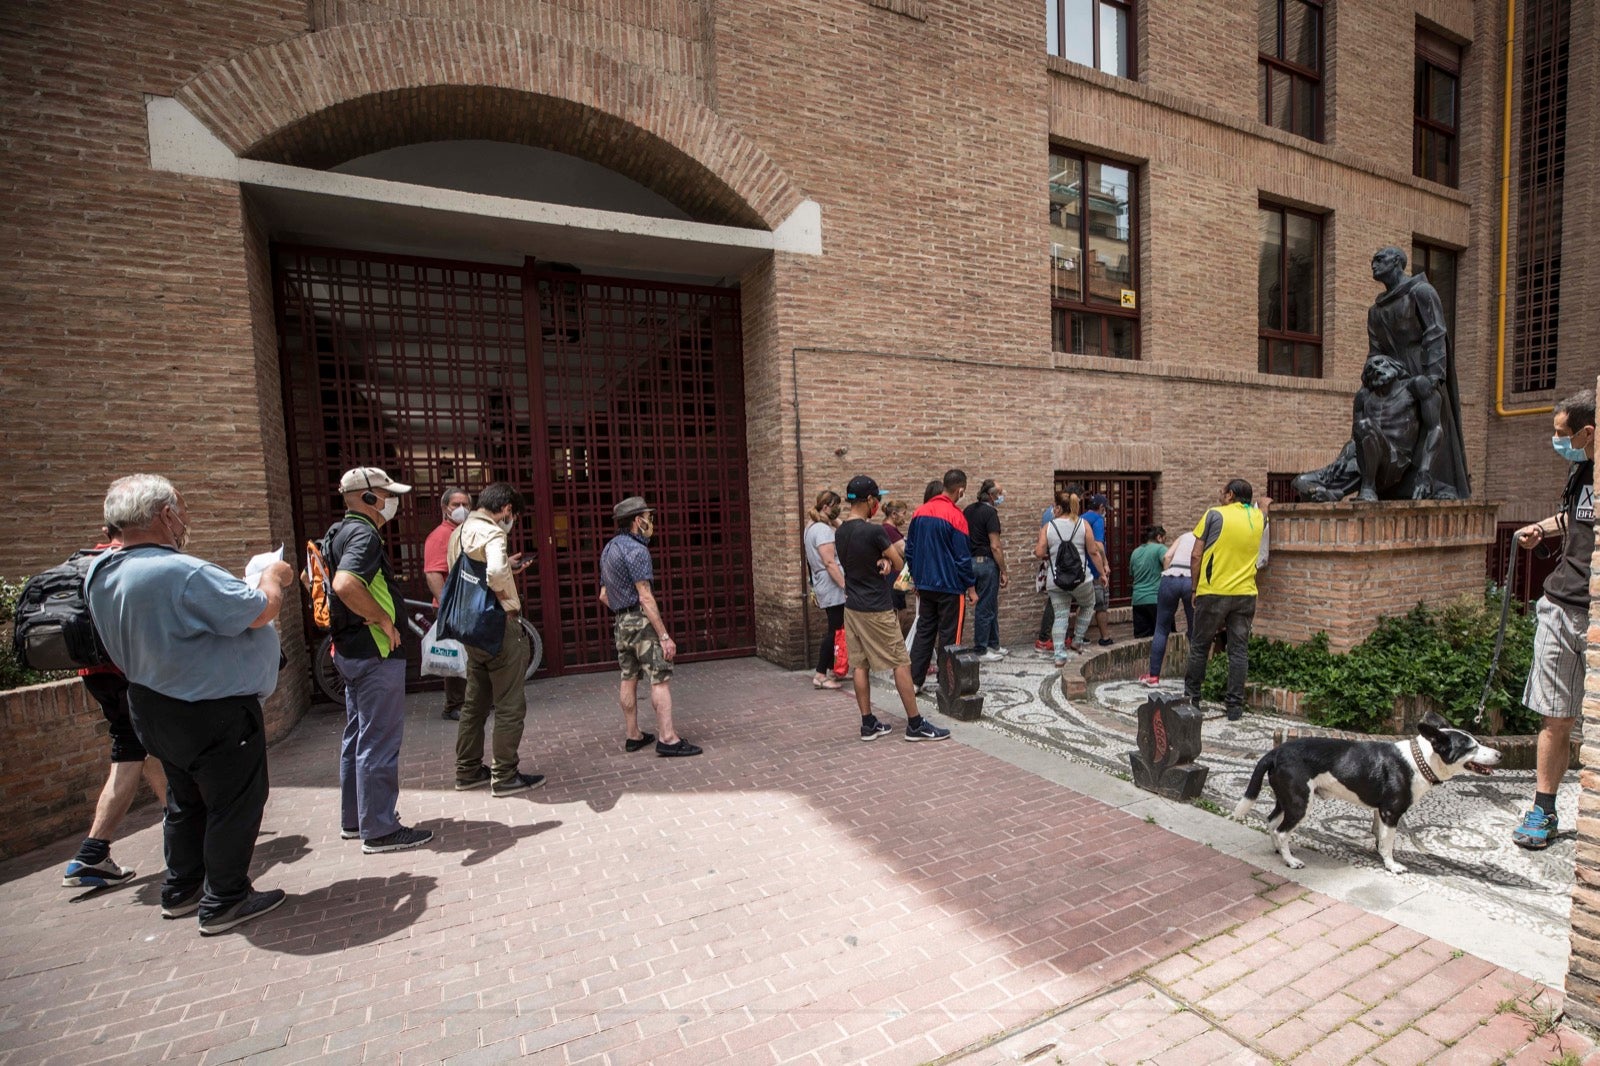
[275,245,756,674]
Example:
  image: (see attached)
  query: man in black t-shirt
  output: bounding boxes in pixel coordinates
[964,479,1009,661]
[1511,391,1596,850]
[835,475,951,743]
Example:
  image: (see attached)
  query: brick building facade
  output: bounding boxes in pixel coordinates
[1,0,1593,740]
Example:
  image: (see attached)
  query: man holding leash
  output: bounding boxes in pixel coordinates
[1511,389,1595,850]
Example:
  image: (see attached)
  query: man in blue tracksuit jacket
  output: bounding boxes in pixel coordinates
[904,468,979,690]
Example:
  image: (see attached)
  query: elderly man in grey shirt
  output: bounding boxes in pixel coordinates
[85,474,294,936]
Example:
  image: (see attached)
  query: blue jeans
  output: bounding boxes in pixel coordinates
[972,557,1001,651]
[1148,575,1194,677]
[335,653,408,840]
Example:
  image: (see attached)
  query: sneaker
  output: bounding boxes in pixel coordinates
[655,739,703,758]
[1097,638,1115,647]
[491,773,547,797]
[1034,639,1054,652]
[905,718,951,742]
[914,686,934,701]
[454,764,492,791]
[860,716,893,741]
[1224,706,1245,722]
[1513,807,1559,850]
[624,732,657,753]
[161,886,203,919]
[62,858,135,889]
[996,647,1012,657]
[198,889,286,936]
[1053,656,1069,667]
[340,827,360,840]
[363,825,434,853]
[441,708,461,721]
[1138,674,1161,687]
[979,649,1005,663]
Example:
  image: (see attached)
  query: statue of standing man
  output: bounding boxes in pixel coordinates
[1366,246,1470,499]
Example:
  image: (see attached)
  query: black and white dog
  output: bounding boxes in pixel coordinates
[1233,711,1502,874]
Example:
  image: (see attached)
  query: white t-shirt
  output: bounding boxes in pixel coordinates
[1162,531,1197,577]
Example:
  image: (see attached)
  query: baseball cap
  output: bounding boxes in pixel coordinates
[613,496,652,522]
[1088,492,1109,509]
[337,467,413,495]
[845,475,884,501]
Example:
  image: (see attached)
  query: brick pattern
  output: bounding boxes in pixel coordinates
[0,661,1591,1064]
[1566,389,1600,1027]
[1255,500,1497,651]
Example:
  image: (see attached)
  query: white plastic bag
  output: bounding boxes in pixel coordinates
[420,622,467,678]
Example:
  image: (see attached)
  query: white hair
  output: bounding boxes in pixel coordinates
[103,474,179,531]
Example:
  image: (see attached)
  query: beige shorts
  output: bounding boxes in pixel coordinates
[844,608,911,672]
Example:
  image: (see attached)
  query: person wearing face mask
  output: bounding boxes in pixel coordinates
[84,474,295,934]
[325,467,434,854]
[599,496,701,756]
[964,479,1010,662]
[1510,390,1596,850]
[448,482,544,796]
[423,486,473,721]
[904,468,978,695]
[802,490,847,690]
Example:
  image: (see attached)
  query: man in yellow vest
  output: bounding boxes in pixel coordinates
[1182,479,1270,721]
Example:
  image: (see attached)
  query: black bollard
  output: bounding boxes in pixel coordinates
[937,644,984,722]
[1127,693,1209,800]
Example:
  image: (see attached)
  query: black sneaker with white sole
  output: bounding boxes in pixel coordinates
[905,717,951,741]
[198,889,286,936]
[454,764,492,790]
[859,716,892,741]
[361,825,434,853]
[491,773,547,797]
[161,886,203,919]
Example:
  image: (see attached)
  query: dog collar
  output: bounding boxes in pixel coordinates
[1410,737,1442,785]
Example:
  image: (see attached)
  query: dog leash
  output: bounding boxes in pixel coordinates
[1474,538,1518,729]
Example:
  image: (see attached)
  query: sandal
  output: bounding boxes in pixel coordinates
[813,675,843,690]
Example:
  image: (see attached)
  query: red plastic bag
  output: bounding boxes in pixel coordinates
[832,628,849,677]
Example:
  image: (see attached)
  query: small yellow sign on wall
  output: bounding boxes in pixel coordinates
[1120,289,1137,309]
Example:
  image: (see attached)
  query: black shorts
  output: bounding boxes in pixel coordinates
[82,672,147,763]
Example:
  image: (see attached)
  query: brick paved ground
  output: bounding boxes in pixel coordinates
[1,659,1596,1065]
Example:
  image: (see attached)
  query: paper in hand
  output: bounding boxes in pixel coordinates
[244,545,286,590]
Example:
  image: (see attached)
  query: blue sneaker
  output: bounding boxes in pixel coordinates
[905,718,951,742]
[859,716,892,741]
[1512,807,1558,850]
[62,858,135,889]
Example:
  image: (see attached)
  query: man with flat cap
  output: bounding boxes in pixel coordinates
[599,496,701,756]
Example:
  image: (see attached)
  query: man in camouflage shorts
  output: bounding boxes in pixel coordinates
[598,496,702,757]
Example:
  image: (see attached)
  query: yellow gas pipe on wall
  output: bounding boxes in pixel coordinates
[1494,0,1552,418]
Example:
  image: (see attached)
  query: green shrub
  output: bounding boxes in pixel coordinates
[0,575,72,691]
[1201,588,1538,734]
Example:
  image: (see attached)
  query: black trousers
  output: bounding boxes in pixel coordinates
[909,590,965,688]
[128,684,269,919]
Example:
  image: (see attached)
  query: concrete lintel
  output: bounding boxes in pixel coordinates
[145,95,822,266]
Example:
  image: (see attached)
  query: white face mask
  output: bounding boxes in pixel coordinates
[497,516,515,533]
[379,496,399,522]
[448,505,469,524]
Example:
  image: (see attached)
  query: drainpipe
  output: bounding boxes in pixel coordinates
[792,346,811,664]
[1494,0,1551,418]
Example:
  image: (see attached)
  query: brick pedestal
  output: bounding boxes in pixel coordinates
[1253,500,1498,653]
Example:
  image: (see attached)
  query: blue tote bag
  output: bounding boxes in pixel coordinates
[435,550,506,655]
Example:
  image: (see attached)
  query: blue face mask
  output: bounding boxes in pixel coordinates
[1553,435,1589,462]
[993,495,1005,506]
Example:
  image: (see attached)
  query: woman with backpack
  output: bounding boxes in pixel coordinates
[1033,489,1110,666]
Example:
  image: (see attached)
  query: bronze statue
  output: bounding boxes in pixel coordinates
[1292,247,1471,502]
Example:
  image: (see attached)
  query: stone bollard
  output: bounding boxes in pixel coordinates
[1127,693,1209,800]
[937,644,984,722]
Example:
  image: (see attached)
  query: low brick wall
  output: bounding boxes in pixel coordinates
[0,676,307,861]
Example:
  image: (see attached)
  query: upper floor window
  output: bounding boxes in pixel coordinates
[1415,29,1462,186]
[1051,149,1138,359]
[1048,0,1134,78]
[1259,0,1323,140]
[1259,202,1322,377]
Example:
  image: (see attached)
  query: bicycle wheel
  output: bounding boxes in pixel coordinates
[520,618,543,681]
[312,634,345,704]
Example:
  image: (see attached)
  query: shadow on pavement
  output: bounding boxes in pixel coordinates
[412,816,561,866]
[243,872,438,954]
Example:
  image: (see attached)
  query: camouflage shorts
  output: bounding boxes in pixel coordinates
[615,610,673,684]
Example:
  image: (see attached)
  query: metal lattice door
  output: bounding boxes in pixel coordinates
[276,246,755,675]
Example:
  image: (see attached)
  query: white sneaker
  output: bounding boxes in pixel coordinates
[996,647,1012,657]
[979,650,1005,662]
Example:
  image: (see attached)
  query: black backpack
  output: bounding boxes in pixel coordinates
[1050,519,1087,590]
[11,549,112,671]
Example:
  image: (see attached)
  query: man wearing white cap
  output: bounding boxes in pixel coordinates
[325,467,433,854]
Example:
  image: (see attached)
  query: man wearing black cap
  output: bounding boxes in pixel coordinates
[598,496,701,757]
[835,476,951,742]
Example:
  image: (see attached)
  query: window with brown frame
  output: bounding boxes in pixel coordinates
[1048,0,1134,78]
[1415,29,1462,187]
[1412,240,1458,345]
[1051,148,1138,360]
[1265,473,1301,504]
[1258,202,1323,377]
[1259,0,1323,140]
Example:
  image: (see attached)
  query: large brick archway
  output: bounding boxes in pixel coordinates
[172,17,806,229]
